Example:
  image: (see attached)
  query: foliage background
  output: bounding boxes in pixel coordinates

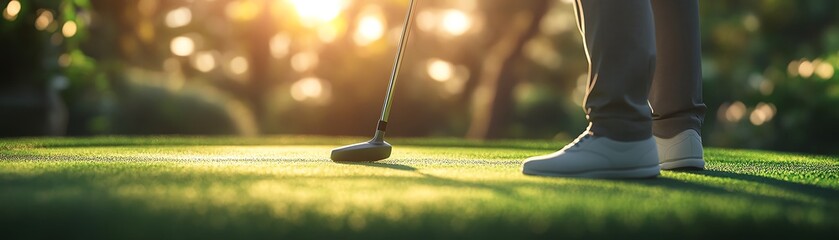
[2,0,839,154]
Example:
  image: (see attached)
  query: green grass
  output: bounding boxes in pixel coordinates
[1,136,837,239]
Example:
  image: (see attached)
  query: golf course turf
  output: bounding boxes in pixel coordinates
[1,136,837,239]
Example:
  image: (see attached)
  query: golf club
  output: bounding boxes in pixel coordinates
[331,0,418,162]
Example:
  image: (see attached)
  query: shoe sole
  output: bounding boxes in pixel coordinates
[660,158,705,170]
[522,165,660,179]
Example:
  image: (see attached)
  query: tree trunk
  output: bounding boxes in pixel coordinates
[466,2,550,139]
[246,2,275,135]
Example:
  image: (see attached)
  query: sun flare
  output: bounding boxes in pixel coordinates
[288,0,345,26]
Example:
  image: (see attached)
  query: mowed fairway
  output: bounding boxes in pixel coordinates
[1,136,837,239]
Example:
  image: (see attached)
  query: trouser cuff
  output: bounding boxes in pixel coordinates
[652,117,702,138]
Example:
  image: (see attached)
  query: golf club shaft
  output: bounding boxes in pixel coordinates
[374,0,417,140]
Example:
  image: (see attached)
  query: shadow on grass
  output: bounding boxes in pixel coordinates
[599,168,839,208]
[3,159,837,239]
[345,161,839,209]
[334,161,418,171]
[336,161,522,196]
[685,169,839,200]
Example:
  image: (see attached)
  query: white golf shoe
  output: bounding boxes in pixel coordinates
[654,129,705,170]
[522,132,660,179]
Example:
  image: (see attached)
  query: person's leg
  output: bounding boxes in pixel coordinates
[649,0,707,170]
[649,0,706,138]
[521,0,660,178]
[577,0,657,141]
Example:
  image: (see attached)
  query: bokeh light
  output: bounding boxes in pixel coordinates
[230,56,249,75]
[191,51,217,73]
[62,21,77,38]
[441,9,471,36]
[136,19,155,43]
[798,59,814,78]
[35,10,54,31]
[442,65,470,96]
[165,7,192,28]
[815,62,834,79]
[3,0,21,21]
[290,77,325,101]
[787,60,800,77]
[427,58,454,82]
[416,10,436,32]
[270,33,292,59]
[721,101,747,123]
[290,52,319,73]
[170,36,195,57]
[749,102,776,126]
[416,8,475,37]
[742,13,760,32]
[58,53,72,67]
[353,6,385,46]
[759,80,774,96]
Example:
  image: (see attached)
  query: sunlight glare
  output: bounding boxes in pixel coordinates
[318,25,340,43]
[289,0,344,27]
[226,0,259,22]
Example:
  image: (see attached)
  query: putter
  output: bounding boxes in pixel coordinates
[331,0,418,162]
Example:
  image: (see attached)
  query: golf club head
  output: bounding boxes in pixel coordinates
[331,140,392,162]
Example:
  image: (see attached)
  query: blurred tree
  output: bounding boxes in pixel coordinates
[3,0,839,154]
[700,0,839,153]
[0,0,93,136]
[466,1,550,139]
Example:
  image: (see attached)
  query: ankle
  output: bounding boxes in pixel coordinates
[587,119,653,142]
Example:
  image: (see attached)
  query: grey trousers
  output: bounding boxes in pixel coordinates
[573,0,707,141]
